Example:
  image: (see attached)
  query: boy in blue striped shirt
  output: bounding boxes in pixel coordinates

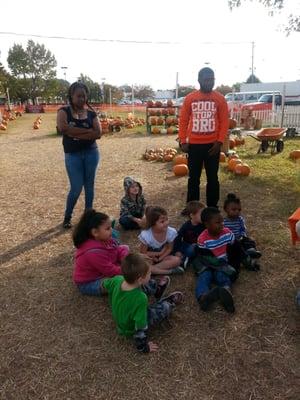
[223,193,261,271]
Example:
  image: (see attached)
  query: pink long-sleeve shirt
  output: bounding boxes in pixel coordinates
[73,238,129,284]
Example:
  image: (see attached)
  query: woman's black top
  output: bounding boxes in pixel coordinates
[60,106,97,153]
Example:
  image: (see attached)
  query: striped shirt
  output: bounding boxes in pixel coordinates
[223,216,246,239]
[198,227,235,260]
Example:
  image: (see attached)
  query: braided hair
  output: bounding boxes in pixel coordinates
[67,81,96,112]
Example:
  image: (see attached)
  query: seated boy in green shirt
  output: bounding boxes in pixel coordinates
[102,253,184,353]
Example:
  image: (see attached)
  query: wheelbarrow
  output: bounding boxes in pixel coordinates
[251,128,286,154]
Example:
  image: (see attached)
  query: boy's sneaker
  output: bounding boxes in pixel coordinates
[162,291,184,306]
[170,266,185,275]
[243,257,260,271]
[183,257,189,270]
[198,287,219,311]
[246,248,262,259]
[154,276,170,300]
[219,287,235,313]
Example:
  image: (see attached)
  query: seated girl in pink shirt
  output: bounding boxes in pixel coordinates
[73,209,129,296]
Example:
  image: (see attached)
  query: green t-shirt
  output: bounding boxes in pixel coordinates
[103,275,148,337]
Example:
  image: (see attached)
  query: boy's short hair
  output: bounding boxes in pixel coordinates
[121,253,150,284]
[201,207,220,224]
[185,201,206,217]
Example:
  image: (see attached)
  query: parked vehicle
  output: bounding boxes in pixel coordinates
[225,91,275,111]
[241,93,300,113]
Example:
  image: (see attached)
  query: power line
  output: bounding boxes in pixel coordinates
[0,31,252,46]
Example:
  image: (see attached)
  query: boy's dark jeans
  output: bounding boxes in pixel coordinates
[187,143,220,207]
[119,216,140,230]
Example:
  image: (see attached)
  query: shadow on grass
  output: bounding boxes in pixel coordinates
[22,132,59,142]
[0,224,66,265]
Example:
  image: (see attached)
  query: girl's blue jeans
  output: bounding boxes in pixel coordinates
[64,147,99,219]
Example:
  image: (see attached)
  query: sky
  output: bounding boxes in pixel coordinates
[0,0,299,90]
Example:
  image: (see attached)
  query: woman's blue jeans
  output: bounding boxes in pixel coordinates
[64,147,99,219]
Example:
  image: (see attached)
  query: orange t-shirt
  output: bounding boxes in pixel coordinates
[179,90,229,144]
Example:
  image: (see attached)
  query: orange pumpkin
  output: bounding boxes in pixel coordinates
[149,109,156,116]
[229,138,236,149]
[228,158,242,172]
[33,123,40,129]
[167,127,174,134]
[235,138,242,146]
[290,150,300,160]
[155,101,163,107]
[156,109,162,116]
[219,152,226,162]
[173,164,189,176]
[240,137,245,145]
[167,99,174,107]
[173,154,188,165]
[168,108,175,115]
[164,154,174,162]
[150,117,157,125]
[152,127,161,134]
[157,117,164,125]
[229,118,237,129]
[0,124,7,131]
[235,163,251,176]
[166,117,173,126]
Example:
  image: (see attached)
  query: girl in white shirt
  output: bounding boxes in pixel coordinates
[139,207,184,275]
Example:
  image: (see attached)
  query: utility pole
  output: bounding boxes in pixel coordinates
[251,41,255,82]
[61,66,68,82]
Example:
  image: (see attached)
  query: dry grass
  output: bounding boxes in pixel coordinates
[0,113,299,400]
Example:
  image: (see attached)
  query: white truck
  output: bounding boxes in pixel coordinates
[240,81,300,104]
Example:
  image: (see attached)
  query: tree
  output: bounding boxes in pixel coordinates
[103,84,123,104]
[246,74,261,83]
[0,63,10,93]
[78,74,102,102]
[134,85,154,101]
[215,84,232,95]
[228,0,299,33]
[177,85,195,97]
[7,40,57,103]
[232,82,241,92]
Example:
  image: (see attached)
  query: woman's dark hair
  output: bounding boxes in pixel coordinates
[68,81,96,112]
[223,193,241,210]
[201,207,220,224]
[72,209,109,248]
[145,206,168,228]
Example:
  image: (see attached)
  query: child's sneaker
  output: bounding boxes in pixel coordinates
[154,276,170,299]
[183,257,190,270]
[162,291,184,306]
[219,287,235,313]
[246,248,262,259]
[169,266,185,275]
[198,287,219,311]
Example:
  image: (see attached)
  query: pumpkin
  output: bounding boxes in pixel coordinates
[33,123,40,129]
[155,101,163,107]
[219,152,226,162]
[166,117,173,126]
[167,127,174,134]
[174,154,188,165]
[157,117,164,125]
[290,150,300,160]
[147,100,154,108]
[173,117,179,125]
[235,138,242,146]
[156,109,162,116]
[167,99,174,107]
[149,109,156,116]
[173,164,189,176]
[152,127,161,134]
[240,137,245,145]
[150,117,157,125]
[229,138,236,149]
[229,118,237,129]
[228,158,242,172]
[168,108,175,115]
[164,154,173,162]
[234,163,251,176]
[0,124,7,131]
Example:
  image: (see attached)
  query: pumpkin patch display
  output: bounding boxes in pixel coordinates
[143,147,177,162]
[173,164,189,177]
[234,163,251,176]
[290,150,300,160]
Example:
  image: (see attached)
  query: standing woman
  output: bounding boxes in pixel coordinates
[57,82,101,228]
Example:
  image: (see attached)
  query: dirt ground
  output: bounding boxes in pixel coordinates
[0,114,299,400]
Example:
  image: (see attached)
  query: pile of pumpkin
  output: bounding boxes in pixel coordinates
[143,147,178,162]
[290,150,300,161]
[152,126,178,135]
[100,113,145,133]
[229,135,245,149]
[0,111,22,131]
[220,152,251,176]
[33,116,42,129]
